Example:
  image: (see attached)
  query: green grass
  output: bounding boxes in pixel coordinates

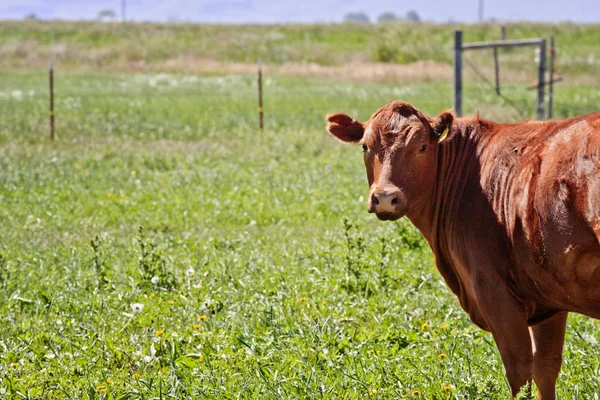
[2,20,600,77]
[2,69,600,399]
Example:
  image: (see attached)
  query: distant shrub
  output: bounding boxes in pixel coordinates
[344,12,370,24]
[375,42,399,63]
[97,9,117,22]
[405,10,422,23]
[378,12,400,23]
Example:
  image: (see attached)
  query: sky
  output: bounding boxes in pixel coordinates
[1,0,599,23]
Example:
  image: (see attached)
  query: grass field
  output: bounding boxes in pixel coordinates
[2,21,600,399]
[3,20,600,80]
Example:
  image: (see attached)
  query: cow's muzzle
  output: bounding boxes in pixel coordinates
[368,188,407,221]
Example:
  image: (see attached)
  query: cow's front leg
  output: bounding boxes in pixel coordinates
[475,280,533,397]
[529,311,568,400]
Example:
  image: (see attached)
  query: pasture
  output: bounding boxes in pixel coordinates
[1,23,600,398]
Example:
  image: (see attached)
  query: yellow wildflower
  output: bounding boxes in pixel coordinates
[198,315,207,321]
[96,385,107,393]
[299,297,307,302]
[442,385,454,391]
[106,379,113,384]
[10,362,19,368]
[438,353,447,359]
[321,301,327,305]
[440,323,448,329]
[133,373,142,380]
[369,390,377,396]
[155,329,165,337]
[412,390,421,397]
[193,323,201,329]
[131,170,137,175]
[168,300,175,305]
[367,349,374,355]
[199,355,205,362]
[421,323,429,330]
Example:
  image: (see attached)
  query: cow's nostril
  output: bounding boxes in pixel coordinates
[391,197,398,206]
[372,196,379,206]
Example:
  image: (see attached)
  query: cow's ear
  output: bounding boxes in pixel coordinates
[431,111,454,143]
[326,113,365,143]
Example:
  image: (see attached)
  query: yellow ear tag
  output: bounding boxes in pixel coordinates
[438,127,449,143]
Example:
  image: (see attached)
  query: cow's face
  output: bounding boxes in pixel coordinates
[327,101,453,221]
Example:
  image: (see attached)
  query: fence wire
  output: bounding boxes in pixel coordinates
[462,56,527,119]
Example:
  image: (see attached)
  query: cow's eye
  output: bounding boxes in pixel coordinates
[362,144,368,152]
[419,144,427,152]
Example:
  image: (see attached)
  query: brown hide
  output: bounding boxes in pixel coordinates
[326,101,600,398]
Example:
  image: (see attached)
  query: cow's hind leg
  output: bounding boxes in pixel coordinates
[529,312,568,400]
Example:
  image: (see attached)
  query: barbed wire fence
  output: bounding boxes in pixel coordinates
[454,29,559,121]
[0,28,566,141]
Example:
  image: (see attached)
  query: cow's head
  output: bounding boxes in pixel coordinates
[326,101,453,221]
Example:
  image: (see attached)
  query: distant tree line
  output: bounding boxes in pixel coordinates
[344,10,421,24]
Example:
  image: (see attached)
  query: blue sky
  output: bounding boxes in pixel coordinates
[1,0,599,23]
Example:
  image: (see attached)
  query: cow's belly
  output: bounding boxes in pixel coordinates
[515,235,600,319]
[549,245,600,318]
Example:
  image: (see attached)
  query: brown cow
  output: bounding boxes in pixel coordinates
[326,100,600,399]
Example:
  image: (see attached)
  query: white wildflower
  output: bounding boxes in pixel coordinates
[151,276,159,285]
[143,355,153,363]
[185,268,195,277]
[130,303,144,313]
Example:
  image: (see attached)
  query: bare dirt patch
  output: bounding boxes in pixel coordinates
[152,57,454,83]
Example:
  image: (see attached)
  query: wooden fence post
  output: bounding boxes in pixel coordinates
[258,59,263,130]
[454,30,463,117]
[49,59,55,141]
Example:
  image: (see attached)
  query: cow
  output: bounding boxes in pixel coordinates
[326,100,600,399]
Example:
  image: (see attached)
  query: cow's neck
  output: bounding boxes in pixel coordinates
[408,117,485,254]
[404,118,487,304]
